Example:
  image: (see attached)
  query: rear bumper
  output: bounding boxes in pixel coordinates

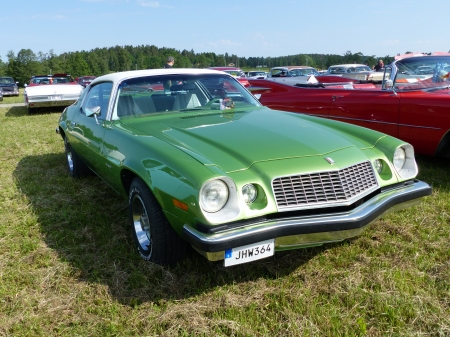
[183,180,431,260]
[28,99,77,108]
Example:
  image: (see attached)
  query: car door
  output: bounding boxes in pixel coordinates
[69,82,113,174]
[327,86,400,138]
[258,85,332,117]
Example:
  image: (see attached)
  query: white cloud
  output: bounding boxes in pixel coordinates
[137,0,160,7]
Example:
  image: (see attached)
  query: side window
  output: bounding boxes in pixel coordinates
[82,82,113,119]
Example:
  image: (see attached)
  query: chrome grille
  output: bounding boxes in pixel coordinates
[272,161,378,210]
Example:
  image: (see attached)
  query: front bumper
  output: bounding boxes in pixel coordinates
[183,180,431,261]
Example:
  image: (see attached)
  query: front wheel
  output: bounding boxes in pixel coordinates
[64,137,91,178]
[129,178,187,265]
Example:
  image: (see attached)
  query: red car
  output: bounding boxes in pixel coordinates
[26,73,78,86]
[209,67,250,87]
[76,76,96,88]
[249,52,450,157]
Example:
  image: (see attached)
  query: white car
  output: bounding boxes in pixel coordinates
[325,64,385,82]
[24,74,84,114]
[247,71,267,79]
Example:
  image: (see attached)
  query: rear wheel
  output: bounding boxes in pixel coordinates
[64,137,91,178]
[129,177,187,265]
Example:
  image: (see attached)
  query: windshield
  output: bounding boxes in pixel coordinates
[394,56,450,90]
[248,71,266,77]
[0,77,14,84]
[224,70,245,77]
[112,74,261,120]
[289,68,319,76]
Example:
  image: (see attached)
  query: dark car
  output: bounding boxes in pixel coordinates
[0,76,19,96]
[77,76,96,88]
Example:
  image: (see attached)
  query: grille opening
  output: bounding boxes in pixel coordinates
[272,161,378,210]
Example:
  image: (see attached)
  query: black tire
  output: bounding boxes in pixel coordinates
[27,106,36,114]
[129,177,187,265]
[64,137,91,178]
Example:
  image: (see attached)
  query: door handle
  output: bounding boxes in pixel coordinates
[332,95,344,101]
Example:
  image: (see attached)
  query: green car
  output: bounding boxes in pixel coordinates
[56,69,432,267]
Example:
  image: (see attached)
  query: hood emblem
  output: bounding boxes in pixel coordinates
[324,157,335,165]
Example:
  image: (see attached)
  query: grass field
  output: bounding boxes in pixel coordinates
[0,105,449,337]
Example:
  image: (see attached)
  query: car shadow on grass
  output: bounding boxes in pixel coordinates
[13,152,340,305]
[15,152,447,307]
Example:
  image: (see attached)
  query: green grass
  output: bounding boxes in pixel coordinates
[0,105,449,336]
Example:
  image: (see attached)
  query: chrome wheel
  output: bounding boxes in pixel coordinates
[131,194,152,255]
[128,177,188,264]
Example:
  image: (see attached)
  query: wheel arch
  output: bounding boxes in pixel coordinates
[435,130,450,158]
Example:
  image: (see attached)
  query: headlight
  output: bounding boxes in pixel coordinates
[393,147,406,171]
[242,184,257,204]
[392,145,418,179]
[200,179,229,213]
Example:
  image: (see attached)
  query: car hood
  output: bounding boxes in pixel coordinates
[123,107,381,173]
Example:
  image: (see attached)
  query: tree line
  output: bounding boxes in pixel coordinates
[0,45,394,86]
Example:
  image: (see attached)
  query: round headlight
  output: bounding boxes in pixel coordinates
[200,180,229,213]
[393,147,406,171]
[242,184,257,204]
[373,159,383,174]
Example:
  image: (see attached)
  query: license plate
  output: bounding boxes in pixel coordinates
[50,95,63,100]
[224,239,274,267]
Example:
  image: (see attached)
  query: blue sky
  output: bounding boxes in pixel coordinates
[1,0,449,62]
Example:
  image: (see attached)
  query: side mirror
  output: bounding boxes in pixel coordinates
[85,106,101,125]
[383,79,394,89]
[85,106,101,117]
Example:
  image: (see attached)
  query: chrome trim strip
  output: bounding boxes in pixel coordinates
[325,115,441,130]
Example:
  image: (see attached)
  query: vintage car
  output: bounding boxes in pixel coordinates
[208,66,250,87]
[77,76,96,88]
[0,76,19,96]
[268,66,320,78]
[56,68,431,266]
[24,74,84,113]
[247,71,267,79]
[249,53,450,158]
[325,64,384,82]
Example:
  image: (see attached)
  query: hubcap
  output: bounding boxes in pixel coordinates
[66,151,73,173]
[131,195,151,253]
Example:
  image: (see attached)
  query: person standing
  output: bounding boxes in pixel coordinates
[164,56,175,68]
[373,59,384,71]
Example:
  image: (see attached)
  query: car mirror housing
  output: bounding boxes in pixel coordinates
[85,106,101,117]
[383,79,394,89]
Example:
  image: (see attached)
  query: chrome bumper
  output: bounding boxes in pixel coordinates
[29,99,77,108]
[183,180,431,261]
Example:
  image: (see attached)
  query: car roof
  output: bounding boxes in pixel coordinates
[90,68,228,86]
[394,51,450,61]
